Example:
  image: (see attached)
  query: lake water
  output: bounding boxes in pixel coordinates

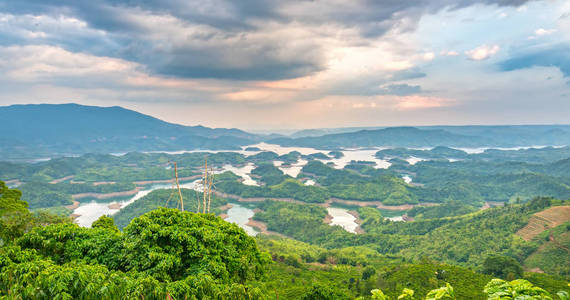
[219,163,258,186]
[71,144,395,227]
[246,143,391,170]
[304,179,316,186]
[279,158,308,177]
[73,180,204,227]
[326,207,359,233]
[77,142,551,228]
[405,156,425,165]
[454,145,558,154]
[224,203,258,236]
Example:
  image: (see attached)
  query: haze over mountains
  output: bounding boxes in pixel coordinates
[0,104,260,159]
[2,103,570,159]
[278,125,570,149]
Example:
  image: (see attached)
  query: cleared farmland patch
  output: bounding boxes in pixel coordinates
[516,205,570,241]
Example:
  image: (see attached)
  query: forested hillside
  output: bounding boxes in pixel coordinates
[272,126,570,149]
[1,141,569,299]
[1,180,569,299]
[0,104,260,160]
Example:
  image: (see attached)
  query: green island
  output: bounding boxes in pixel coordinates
[1,145,569,299]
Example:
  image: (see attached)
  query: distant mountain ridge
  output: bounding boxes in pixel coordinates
[0,103,261,160]
[273,125,570,149]
[2,104,569,160]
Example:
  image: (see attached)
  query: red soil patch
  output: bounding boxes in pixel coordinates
[516,205,570,241]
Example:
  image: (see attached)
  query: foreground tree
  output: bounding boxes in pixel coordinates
[2,208,269,299]
[483,279,554,299]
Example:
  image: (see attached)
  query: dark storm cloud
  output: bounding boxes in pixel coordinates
[0,0,532,80]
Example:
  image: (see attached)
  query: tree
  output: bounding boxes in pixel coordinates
[301,283,351,300]
[483,279,553,299]
[0,181,32,243]
[483,256,523,280]
[426,283,455,300]
[92,215,119,233]
[121,208,269,282]
[362,266,376,280]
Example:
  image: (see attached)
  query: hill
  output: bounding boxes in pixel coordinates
[0,103,261,160]
[516,206,570,241]
[274,125,570,149]
[272,127,493,148]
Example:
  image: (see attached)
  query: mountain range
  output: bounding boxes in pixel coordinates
[274,125,570,149]
[0,104,260,160]
[2,103,569,160]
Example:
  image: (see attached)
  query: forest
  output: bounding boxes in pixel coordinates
[1,179,569,299]
[1,145,569,299]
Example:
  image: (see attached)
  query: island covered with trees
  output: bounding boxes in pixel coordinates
[1,144,569,299]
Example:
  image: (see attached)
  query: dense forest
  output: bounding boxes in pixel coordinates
[1,144,569,299]
[1,180,569,299]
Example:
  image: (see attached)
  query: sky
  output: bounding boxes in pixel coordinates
[0,0,568,130]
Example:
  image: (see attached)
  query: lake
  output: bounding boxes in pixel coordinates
[326,207,359,233]
[224,203,258,236]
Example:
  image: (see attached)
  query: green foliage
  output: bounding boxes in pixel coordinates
[558,291,569,300]
[398,288,414,300]
[300,283,351,300]
[19,181,137,209]
[362,266,376,280]
[358,207,384,228]
[329,178,418,205]
[523,224,570,276]
[425,283,455,300]
[3,208,269,299]
[0,246,264,299]
[122,208,269,282]
[377,263,491,299]
[253,201,352,245]
[1,181,70,243]
[216,175,329,203]
[410,162,570,204]
[398,204,538,269]
[407,201,477,220]
[523,272,570,296]
[91,215,119,233]
[17,223,124,267]
[251,163,288,185]
[0,181,29,243]
[0,181,26,212]
[483,279,553,299]
[483,256,524,280]
[112,188,228,229]
[370,288,389,300]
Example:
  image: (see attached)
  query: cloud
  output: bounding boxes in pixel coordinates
[423,52,435,61]
[528,28,557,40]
[0,45,138,82]
[465,44,500,61]
[0,0,532,81]
[378,84,422,96]
[535,28,556,36]
[441,50,459,56]
[397,95,454,110]
[499,43,570,77]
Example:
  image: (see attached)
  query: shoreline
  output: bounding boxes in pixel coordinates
[71,187,143,200]
[213,191,438,211]
[246,218,289,238]
[346,210,365,234]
